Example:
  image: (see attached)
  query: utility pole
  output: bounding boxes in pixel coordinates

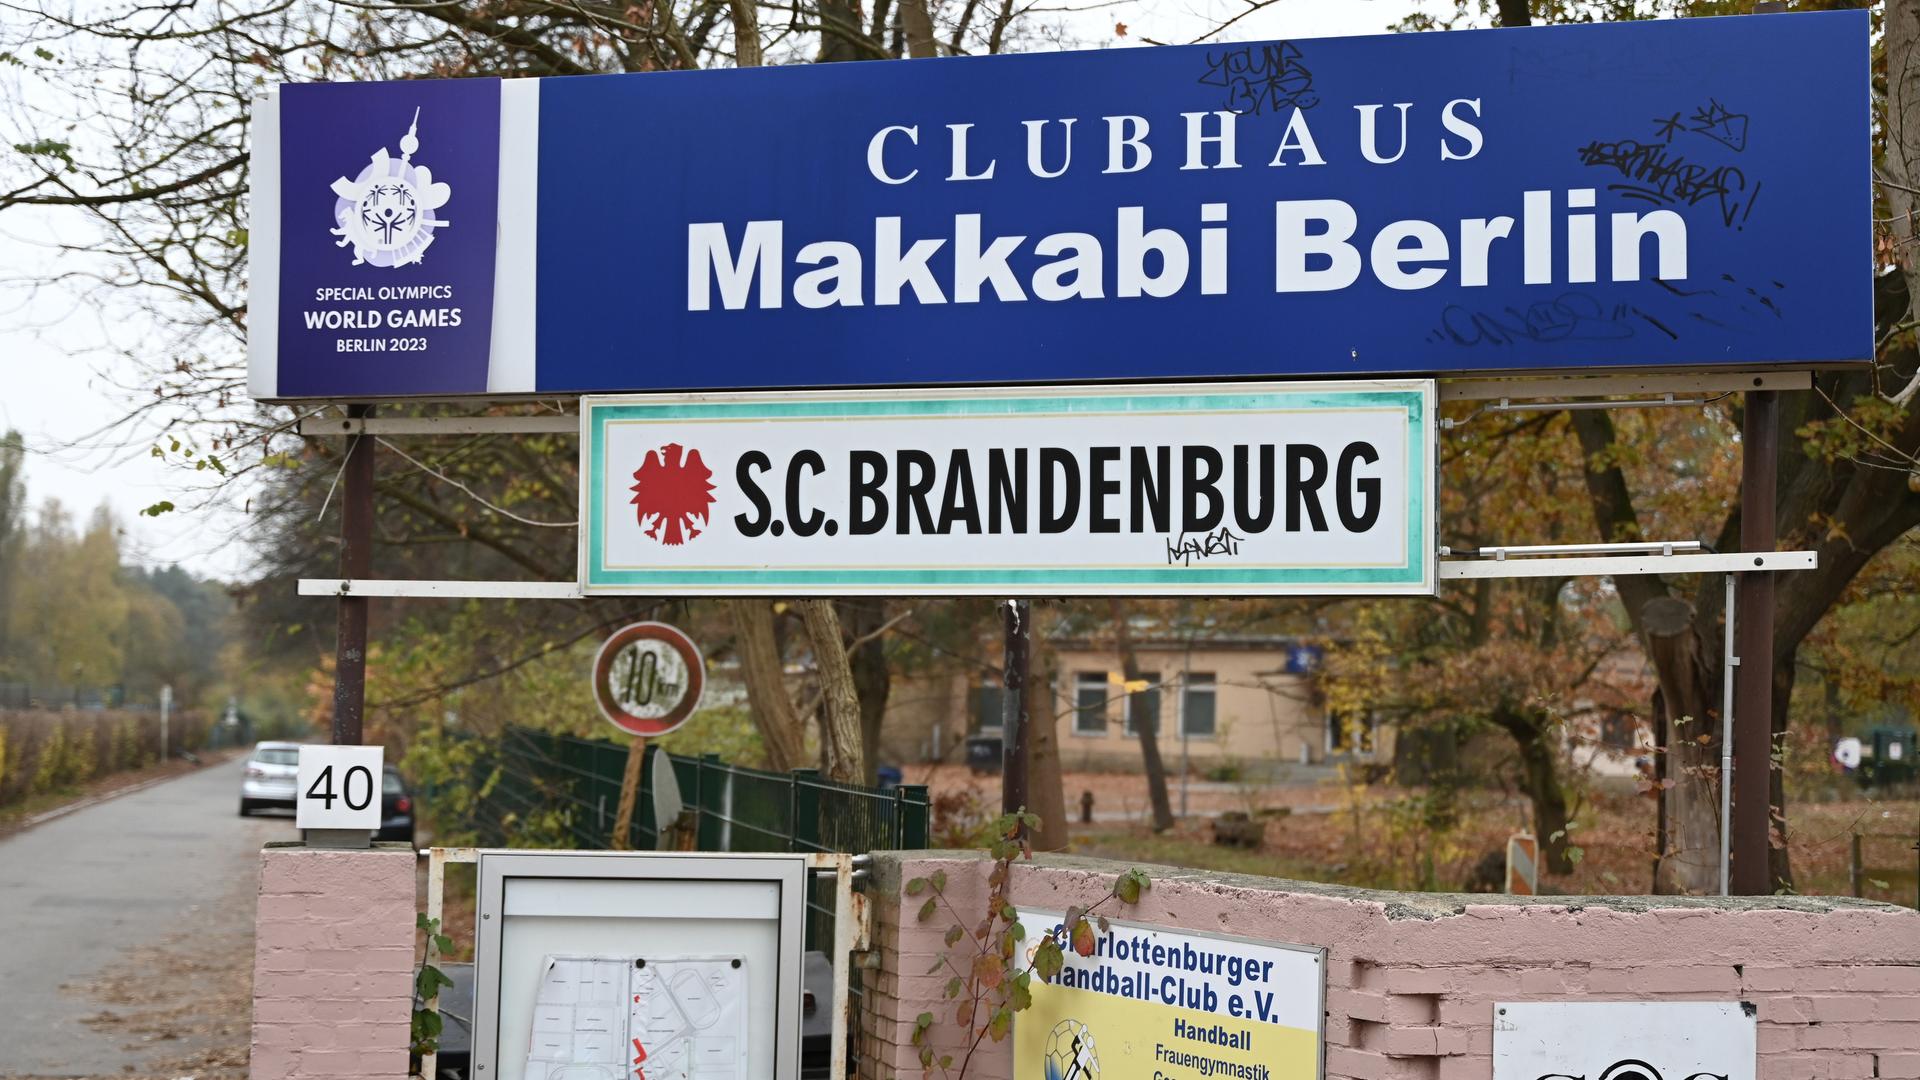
[332,403,375,746]
[1000,599,1031,825]
[1731,388,1778,894]
[159,684,172,762]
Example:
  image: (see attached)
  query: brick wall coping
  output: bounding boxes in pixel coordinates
[867,848,1913,919]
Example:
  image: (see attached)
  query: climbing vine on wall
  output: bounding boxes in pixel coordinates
[907,810,1149,1078]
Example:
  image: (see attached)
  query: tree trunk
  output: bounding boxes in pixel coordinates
[898,0,937,58]
[728,0,762,68]
[1768,653,1798,892]
[816,0,868,61]
[1110,599,1174,832]
[1883,0,1920,329]
[798,599,865,783]
[725,599,807,771]
[1495,0,1530,27]
[1650,687,1669,893]
[1489,704,1573,875]
[1641,596,1722,895]
[1026,626,1069,851]
[836,598,892,784]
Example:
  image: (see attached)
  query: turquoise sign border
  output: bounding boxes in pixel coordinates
[582,386,1431,594]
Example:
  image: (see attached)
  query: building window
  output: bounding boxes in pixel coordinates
[1123,679,1161,737]
[1180,674,1216,738]
[1328,711,1375,753]
[1074,673,1108,735]
[969,684,1005,733]
[1599,711,1639,752]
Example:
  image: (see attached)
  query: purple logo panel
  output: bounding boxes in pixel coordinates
[277,79,500,397]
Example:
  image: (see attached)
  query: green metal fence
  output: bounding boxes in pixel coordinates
[456,725,929,850]
[446,725,930,949]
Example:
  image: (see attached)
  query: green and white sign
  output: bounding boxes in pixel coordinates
[580,382,1434,596]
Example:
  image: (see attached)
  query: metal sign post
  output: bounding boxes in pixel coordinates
[1001,599,1032,824]
[331,403,374,747]
[1732,389,1779,894]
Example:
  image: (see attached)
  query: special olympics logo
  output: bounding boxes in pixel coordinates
[631,442,716,546]
[1041,1018,1098,1080]
[328,108,451,268]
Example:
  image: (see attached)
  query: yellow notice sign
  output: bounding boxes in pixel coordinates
[1012,910,1324,1080]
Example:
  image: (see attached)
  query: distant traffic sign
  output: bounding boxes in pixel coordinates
[591,622,705,738]
[1505,833,1539,895]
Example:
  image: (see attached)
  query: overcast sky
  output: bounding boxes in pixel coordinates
[0,0,1425,584]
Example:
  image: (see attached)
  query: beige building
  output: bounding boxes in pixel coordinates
[880,635,1385,771]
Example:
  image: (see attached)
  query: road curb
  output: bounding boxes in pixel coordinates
[19,755,234,830]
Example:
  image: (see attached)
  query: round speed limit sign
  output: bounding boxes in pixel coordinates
[592,622,705,738]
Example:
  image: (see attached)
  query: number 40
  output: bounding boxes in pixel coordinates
[305,763,375,811]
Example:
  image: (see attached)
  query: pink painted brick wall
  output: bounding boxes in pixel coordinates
[251,843,417,1080]
[860,852,1920,1080]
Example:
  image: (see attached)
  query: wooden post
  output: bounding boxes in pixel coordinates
[1000,599,1031,822]
[1732,389,1778,894]
[610,736,648,849]
[332,403,375,746]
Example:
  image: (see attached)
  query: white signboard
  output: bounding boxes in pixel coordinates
[474,851,807,1080]
[1834,736,1863,770]
[294,743,384,831]
[1493,1001,1757,1080]
[581,382,1436,597]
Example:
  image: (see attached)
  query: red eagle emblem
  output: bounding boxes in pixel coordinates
[630,442,715,545]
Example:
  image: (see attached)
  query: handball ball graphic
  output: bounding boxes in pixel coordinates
[1043,1019,1099,1080]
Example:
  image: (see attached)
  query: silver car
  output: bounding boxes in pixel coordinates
[239,741,301,815]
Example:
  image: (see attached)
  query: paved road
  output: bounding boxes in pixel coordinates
[0,757,293,1078]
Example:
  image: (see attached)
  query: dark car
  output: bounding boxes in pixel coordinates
[379,765,416,844]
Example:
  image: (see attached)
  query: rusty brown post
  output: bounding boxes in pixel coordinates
[332,403,375,746]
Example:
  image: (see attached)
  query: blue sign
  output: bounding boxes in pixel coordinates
[250,13,1869,400]
[269,78,501,397]
[1285,644,1323,675]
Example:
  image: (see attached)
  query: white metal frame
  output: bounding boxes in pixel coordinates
[288,370,1813,425]
[299,414,576,436]
[467,848,844,1080]
[298,578,581,599]
[291,369,1822,600]
[301,550,1817,598]
[422,848,865,1080]
[1720,574,1739,898]
[1440,549,1815,580]
[1439,369,1811,401]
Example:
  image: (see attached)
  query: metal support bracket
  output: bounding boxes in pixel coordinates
[298,578,583,599]
[299,414,577,437]
[1440,550,1816,581]
[1439,369,1812,402]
